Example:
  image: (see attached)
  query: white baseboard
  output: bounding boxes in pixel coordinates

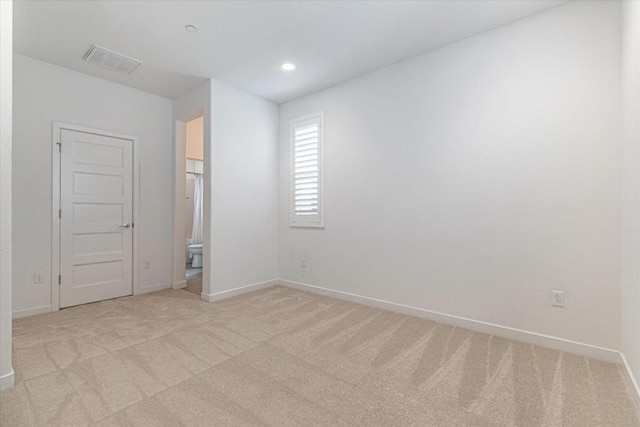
[278,279,620,364]
[138,282,172,295]
[201,279,278,303]
[12,305,51,319]
[620,352,640,409]
[0,368,15,391]
[172,280,187,290]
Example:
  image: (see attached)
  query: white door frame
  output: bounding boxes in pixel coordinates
[171,119,188,289]
[51,122,140,312]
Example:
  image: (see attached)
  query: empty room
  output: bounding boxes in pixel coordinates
[0,0,639,425]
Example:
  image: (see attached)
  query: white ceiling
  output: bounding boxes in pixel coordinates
[14,0,566,103]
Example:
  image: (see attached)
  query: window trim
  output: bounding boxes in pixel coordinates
[290,111,324,228]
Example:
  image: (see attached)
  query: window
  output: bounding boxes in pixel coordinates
[290,111,324,227]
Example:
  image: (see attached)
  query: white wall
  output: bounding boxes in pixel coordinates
[621,0,640,395]
[279,0,622,351]
[13,54,174,316]
[206,80,279,298]
[0,0,14,391]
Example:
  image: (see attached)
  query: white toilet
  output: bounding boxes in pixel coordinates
[188,243,203,268]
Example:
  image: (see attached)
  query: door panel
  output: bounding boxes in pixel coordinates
[60,129,133,308]
[73,172,124,195]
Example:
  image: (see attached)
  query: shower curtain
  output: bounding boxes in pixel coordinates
[191,174,203,245]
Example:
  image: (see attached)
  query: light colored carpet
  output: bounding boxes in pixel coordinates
[1,285,638,426]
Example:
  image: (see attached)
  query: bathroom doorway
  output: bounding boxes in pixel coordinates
[184,116,204,295]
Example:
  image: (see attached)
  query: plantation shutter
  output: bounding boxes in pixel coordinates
[290,112,324,227]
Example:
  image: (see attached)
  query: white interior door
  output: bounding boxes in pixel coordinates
[59,129,133,308]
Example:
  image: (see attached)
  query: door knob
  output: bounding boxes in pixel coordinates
[120,223,132,228]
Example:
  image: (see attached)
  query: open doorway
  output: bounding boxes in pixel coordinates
[172,88,210,300]
[184,116,204,295]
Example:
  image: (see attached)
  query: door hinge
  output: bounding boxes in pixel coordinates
[56,142,61,153]
[58,275,61,285]
[58,209,61,219]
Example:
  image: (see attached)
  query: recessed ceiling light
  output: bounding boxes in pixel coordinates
[185,25,198,33]
[281,63,296,71]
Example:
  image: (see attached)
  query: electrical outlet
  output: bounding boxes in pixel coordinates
[34,272,44,284]
[144,260,151,269]
[301,256,307,268]
[552,290,564,307]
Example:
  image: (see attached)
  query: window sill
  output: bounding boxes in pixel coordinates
[290,222,325,229]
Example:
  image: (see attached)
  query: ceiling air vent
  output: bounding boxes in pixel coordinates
[82,44,142,74]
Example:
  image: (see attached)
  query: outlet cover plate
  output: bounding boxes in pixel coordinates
[552,290,564,307]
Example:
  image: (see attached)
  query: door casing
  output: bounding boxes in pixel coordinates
[51,122,140,312]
